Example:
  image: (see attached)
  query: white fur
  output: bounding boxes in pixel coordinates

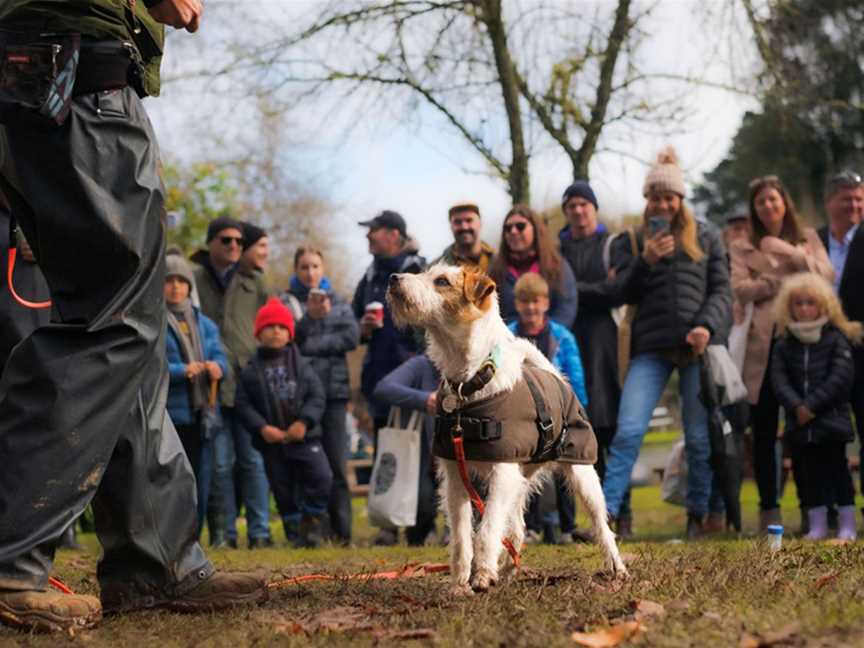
[387,265,627,593]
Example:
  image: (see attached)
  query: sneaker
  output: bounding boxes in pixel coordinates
[523,529,543,545]
[0,589,102,633]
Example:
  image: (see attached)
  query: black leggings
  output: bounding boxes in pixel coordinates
[797,442,855,508]
[751,359,782,511]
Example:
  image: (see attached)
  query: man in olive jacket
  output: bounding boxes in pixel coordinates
[0,0,265,633]
[191,218,273,549]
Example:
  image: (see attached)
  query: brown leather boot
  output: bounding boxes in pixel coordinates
[161,572,267,613]
[102,571,268,615]
[0,589,102,633]
[703,512,725,535]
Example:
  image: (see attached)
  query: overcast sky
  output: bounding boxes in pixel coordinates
[147,0,760,286]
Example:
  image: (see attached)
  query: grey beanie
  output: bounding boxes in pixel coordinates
[166,252,195,290]
[643,147,686,197]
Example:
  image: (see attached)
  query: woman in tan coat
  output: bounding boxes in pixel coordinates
[730,176,834,531]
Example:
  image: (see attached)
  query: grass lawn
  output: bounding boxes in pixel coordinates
[5,482,864,647]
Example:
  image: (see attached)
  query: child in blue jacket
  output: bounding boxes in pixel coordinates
[165,252,228,536]
[509,272,589,544]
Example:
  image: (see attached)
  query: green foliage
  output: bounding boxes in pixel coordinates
[163,162,239,255]
[695,0,864,224]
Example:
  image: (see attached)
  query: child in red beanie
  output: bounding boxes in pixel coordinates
[235,298,333,547]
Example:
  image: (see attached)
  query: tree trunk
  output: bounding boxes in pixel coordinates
[478,0,530,204]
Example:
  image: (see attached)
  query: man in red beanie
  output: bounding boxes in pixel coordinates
[234,298,333,547]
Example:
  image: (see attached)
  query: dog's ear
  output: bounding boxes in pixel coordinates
[463,270,496,311]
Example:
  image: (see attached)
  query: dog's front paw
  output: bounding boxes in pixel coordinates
[448,583,475,597]
[470,567,498,592]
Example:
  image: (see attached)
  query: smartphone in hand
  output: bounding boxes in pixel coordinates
[648,216,671,237]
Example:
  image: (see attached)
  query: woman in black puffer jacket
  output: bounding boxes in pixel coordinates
[602,148,732,539]
[771,272,862,540]
[282,247,360,544]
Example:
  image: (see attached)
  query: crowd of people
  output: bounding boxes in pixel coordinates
[131,147,863,549]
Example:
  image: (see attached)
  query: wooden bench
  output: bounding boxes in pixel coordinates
[346,458,373,496]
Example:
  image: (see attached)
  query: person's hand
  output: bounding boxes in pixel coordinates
[204,361,223,381]
[185,361,205,379]
[147,0,203,33]
[685,326,711,355]
[261,424,286,444]
[759,236,805,266]
[642,232,675,266]
[607,267,617,280]
[425,391,438,415]
[307,294,331,319]
[360,313,381,338]
[284,420,307,443]
[795,405,815,426]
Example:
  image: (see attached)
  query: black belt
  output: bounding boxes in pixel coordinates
[73,40,134,96]
[435,416,503,442]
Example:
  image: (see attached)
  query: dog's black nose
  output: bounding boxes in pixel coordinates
[389,274,402,287]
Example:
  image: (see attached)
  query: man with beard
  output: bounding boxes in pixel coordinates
[435,203,495,272]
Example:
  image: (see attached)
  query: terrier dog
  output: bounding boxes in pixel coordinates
[387,265,627,594]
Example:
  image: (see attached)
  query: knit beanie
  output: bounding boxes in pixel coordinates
[241,222,267,251]
[642,147,686,197]
[165,251,195,290]
[561,180,598,211]
[206,214,243,242]
[254,297,295,339]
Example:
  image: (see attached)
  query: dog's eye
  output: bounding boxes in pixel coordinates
[434,276,451,288]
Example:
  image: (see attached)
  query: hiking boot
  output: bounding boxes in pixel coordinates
[686,512,704,540]
[523,529,544,545]
[296,515,325,549]
[248,536,274,550]
[0,589,102,633]
[372,528,399,547]
[283,518,300,545]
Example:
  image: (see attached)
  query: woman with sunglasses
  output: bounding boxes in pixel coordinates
[489,205,578,328]
[602,148,732,540]
[730,175,833,533]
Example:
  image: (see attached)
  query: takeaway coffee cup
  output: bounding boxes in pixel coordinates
[766,524,783,552]
[365,301,385,328]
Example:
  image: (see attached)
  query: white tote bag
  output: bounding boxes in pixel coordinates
[728,302,754,374]
[367,407,422,529]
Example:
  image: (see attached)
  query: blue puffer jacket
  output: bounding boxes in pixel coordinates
[508,319,589,406]
[167,309,229,426]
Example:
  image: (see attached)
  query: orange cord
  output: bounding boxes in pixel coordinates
[48,577,73,594]
[7,248,51,309]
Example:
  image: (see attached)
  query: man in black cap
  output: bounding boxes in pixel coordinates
[557,180,633,538]
[191,217,274,550]
[353,211,425,416]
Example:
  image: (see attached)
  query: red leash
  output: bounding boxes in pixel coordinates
[452,435,520,568]
[7,248,51,309]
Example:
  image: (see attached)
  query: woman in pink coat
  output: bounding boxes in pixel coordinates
[730,175,834,531]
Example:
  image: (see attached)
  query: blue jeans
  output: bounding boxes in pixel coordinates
[603,354,712,517]
[214,408,271,541]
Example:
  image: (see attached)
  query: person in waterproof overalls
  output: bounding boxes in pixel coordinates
[0,1,266,633]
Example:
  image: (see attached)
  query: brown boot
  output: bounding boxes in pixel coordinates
[0,589,102,633]
[102,571,268,615]
[161,572,267,613]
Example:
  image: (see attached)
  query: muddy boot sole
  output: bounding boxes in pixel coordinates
[0,597,101,633]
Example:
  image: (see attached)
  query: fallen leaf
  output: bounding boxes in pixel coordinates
[739,622,801,647]
[666,600,690,611]
[632,599,666,620]
[703,611,723,622]
[571,621,645,647]
[815,573,838,590]
[287,606,374,634]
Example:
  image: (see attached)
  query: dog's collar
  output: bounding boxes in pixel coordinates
[442,345,501,413]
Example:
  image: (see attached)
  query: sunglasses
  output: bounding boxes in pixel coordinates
[748,174,780,190]
[504,221,528,234]
[219,236,243,246]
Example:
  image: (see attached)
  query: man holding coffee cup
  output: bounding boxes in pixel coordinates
[352,211,426,431]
